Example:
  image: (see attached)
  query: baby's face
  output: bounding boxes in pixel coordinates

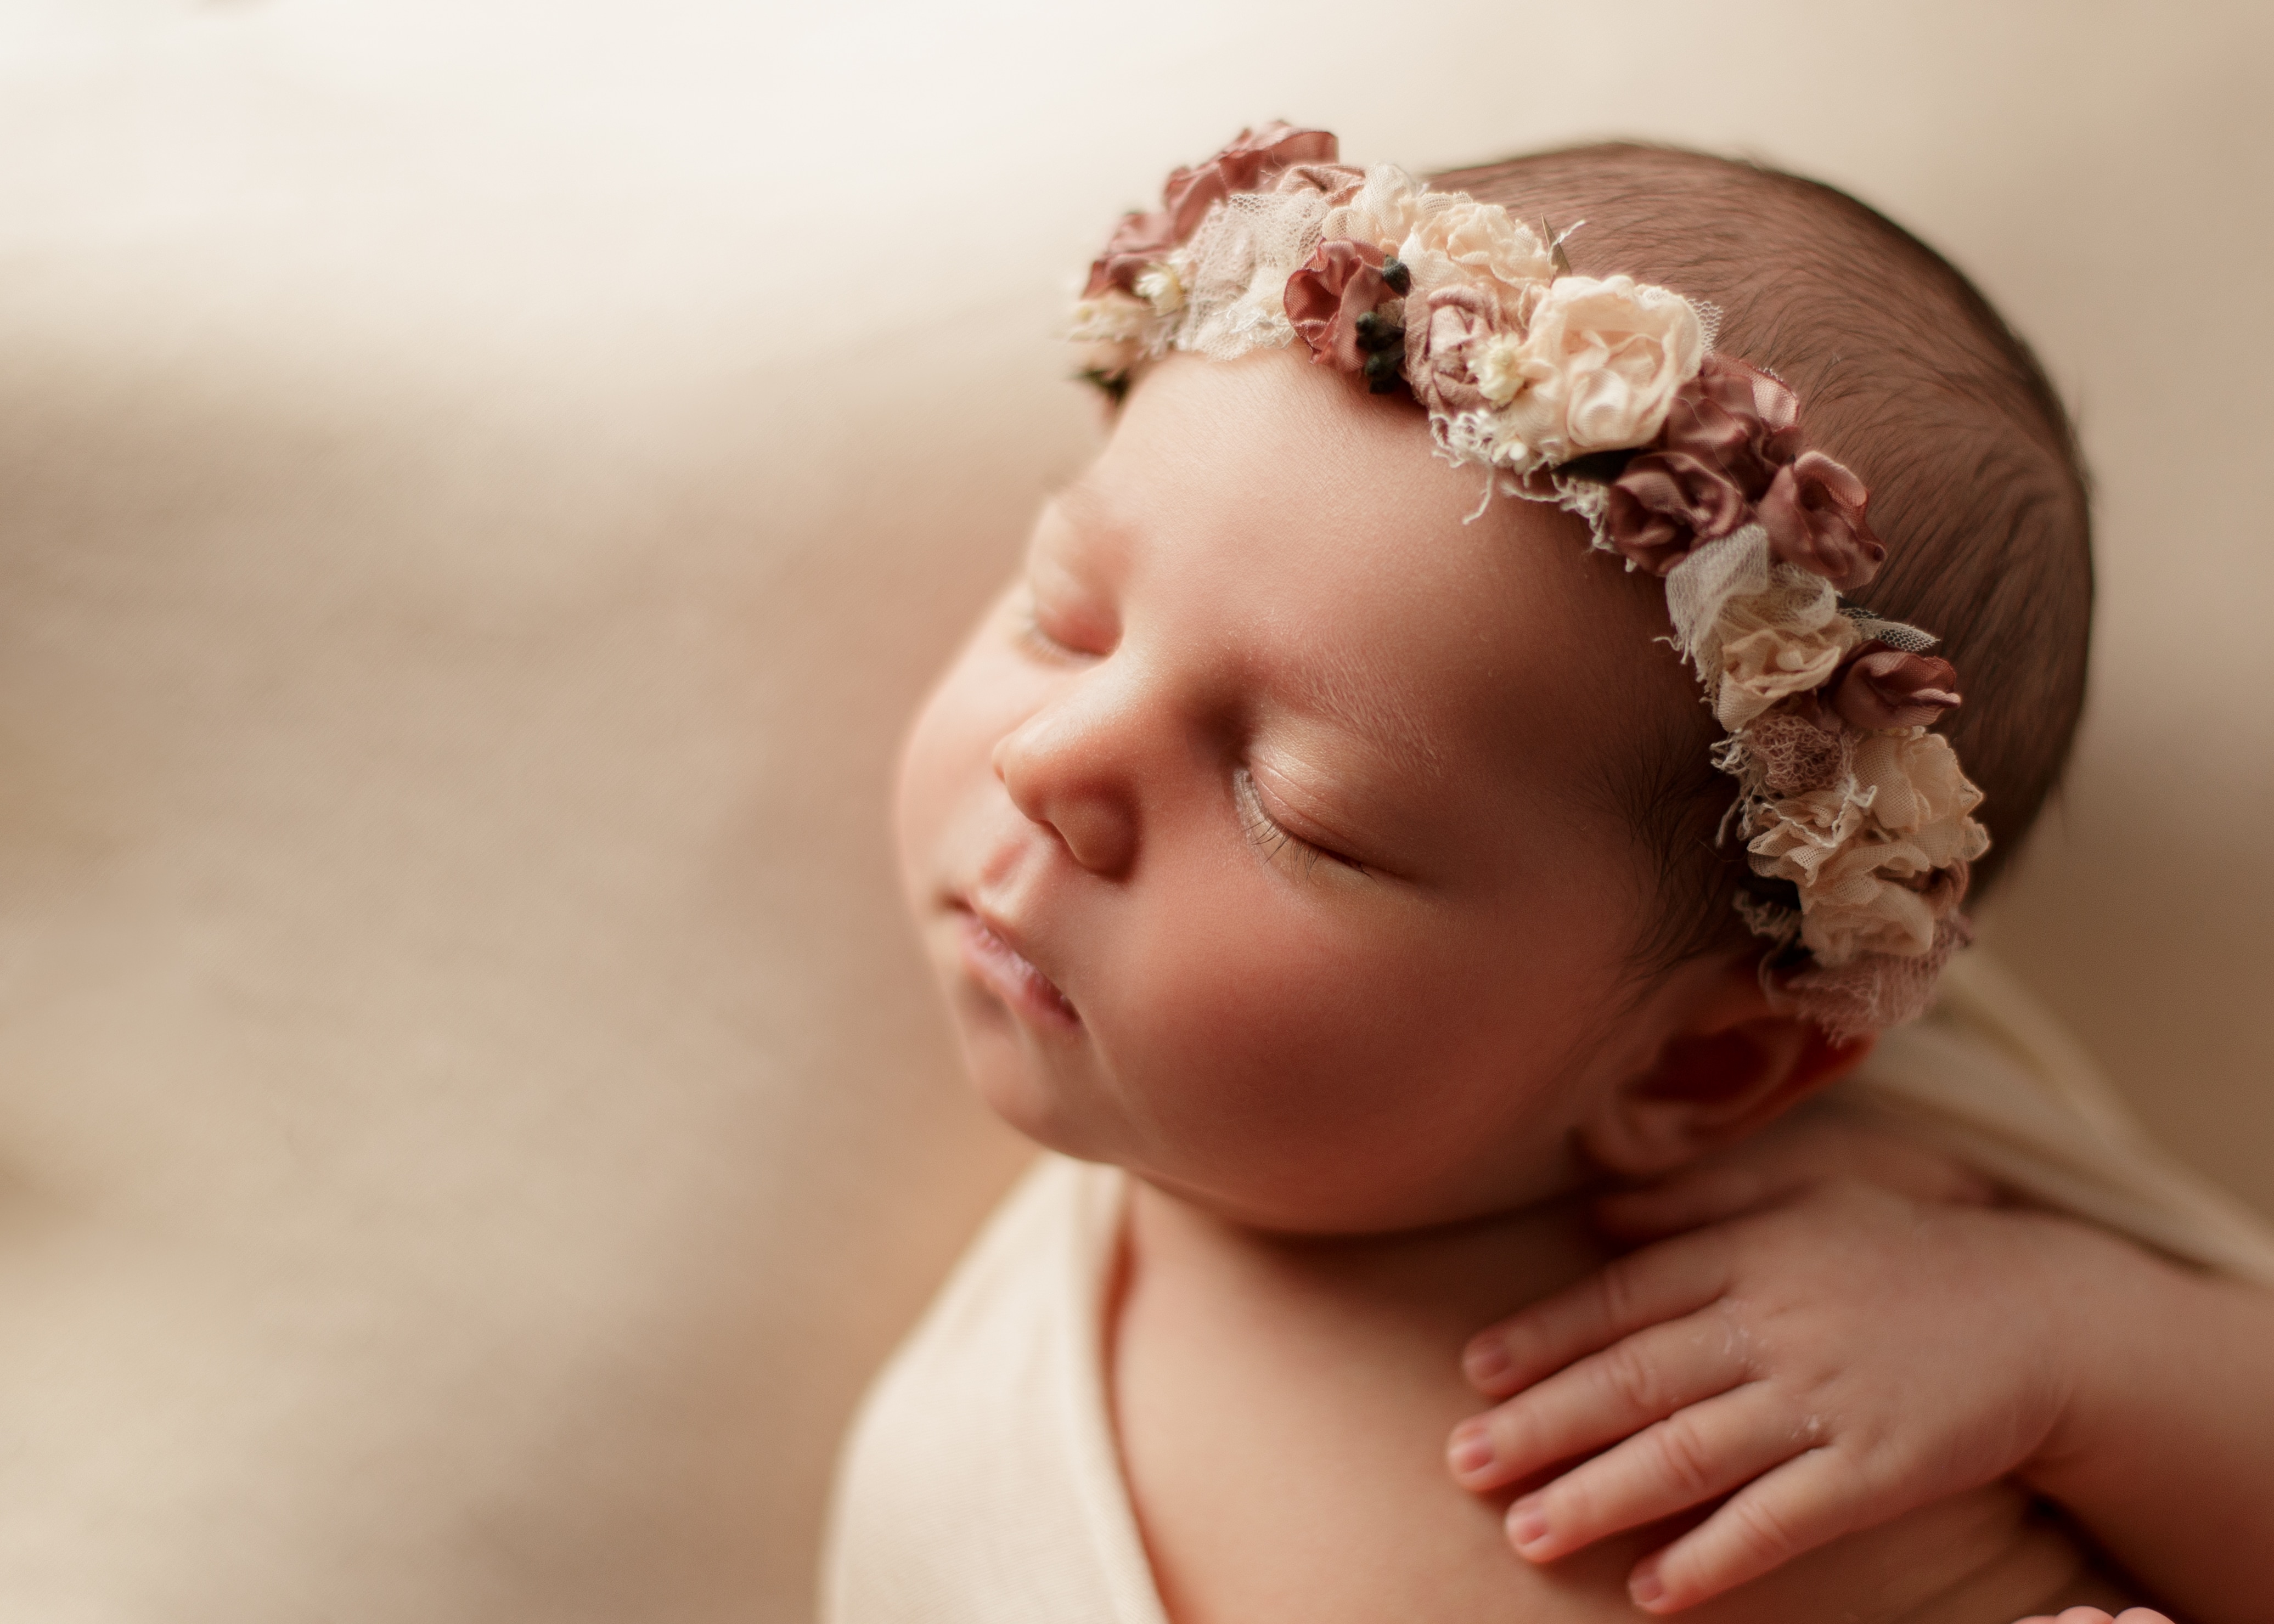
[897,349,1708,1232]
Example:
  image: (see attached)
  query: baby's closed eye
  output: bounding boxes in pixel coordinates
[1234,766,1370,878]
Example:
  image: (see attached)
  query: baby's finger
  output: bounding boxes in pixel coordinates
[1624,1447,1868,1612]
[1501,1386,1803,1564]
[1449,1311,1748,1492]
[2008,1612,2171,1624]
[1464,1232,1731,1399]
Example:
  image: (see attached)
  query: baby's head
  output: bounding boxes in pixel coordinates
[895,132,2089,1234]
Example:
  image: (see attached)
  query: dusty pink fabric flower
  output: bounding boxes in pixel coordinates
[1404,285,1502,416]
[1757,451,1886,591]
[1826,641,1962,731]
[1602,356,1883,587]
[1602,356,1788,572]
[1285,239,1397,374]
[1084,123,1340,297]
[1681,355,1805,477]
[1268,162,1366,202]
[1602,450,1749,575]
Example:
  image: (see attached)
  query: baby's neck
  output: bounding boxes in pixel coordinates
[1110,1176,1610,1622]
[1120,1176,1606,1351]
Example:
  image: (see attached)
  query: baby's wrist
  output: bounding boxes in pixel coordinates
[2008,1213,2181,1501]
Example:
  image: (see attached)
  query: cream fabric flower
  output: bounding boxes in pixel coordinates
[1745,729,1989,963]
[1715,619,1860,729]
[1398,196,1551,312]
[1748,799,1941,963]
[1851,731,1989,861]
[1132,263,1185,316]
[1797,852,1947,962]
[1696,563,1843,694]
[1476,276,1704,465]
[1069,291,1149,343]
[1321,170,1551,317]
[1745,786,1874,890]
[1068,291,1153,380]
[1318,165,1431,258]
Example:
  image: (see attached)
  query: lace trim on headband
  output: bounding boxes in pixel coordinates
[1073,124,1991,1040]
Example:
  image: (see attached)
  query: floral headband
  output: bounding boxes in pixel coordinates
[1071,124,1988,1042]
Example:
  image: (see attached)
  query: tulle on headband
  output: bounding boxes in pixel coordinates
[1072,124,1989,1042]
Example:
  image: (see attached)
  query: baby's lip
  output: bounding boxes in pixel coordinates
[952,901,1080,1030]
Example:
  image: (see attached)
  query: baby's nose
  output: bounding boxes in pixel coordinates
[992,713,1138,878]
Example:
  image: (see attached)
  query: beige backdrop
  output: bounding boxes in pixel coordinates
[0,2,2267,1620]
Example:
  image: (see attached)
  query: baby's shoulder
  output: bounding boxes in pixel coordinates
[1112,1182,2117,1624]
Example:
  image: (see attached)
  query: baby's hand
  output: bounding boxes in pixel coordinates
[2013,1612,2174,1624]
[1446,1119,2104,1613]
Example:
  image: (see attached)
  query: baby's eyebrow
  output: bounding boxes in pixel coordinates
[1284,647,1446,783]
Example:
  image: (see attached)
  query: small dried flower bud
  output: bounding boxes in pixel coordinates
[1353,310,1403,353]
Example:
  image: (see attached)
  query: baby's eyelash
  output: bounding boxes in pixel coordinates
[1236,770,1299,864]
[1234,769,1364,878]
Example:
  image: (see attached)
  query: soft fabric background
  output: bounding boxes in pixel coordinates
[0,2,2266,1619]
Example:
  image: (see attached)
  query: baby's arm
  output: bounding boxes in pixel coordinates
[1445,1115,2274,1621]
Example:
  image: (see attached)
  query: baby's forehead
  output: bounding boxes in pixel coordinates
[1056,357,1676,783]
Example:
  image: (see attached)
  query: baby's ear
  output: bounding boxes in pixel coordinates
[1577,960,1873,1181]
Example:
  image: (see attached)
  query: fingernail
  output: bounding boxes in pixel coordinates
[1506,1497,1549,1550]
[1629,1564,1665,1608]
[1447,1420,1495,1478]
[1463,1338,1512,1386]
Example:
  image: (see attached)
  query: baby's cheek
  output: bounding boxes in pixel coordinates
[1101,821,1646,1227]
[1100,874,1526,1219]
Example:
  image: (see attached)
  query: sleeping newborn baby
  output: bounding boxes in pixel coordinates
[824,131,2274,1621]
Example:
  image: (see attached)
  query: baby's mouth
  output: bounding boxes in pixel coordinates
[953,905,1080,1029]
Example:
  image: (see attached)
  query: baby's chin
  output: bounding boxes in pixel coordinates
[953,1036,1353,1227]
[951,1009,1125,1165]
